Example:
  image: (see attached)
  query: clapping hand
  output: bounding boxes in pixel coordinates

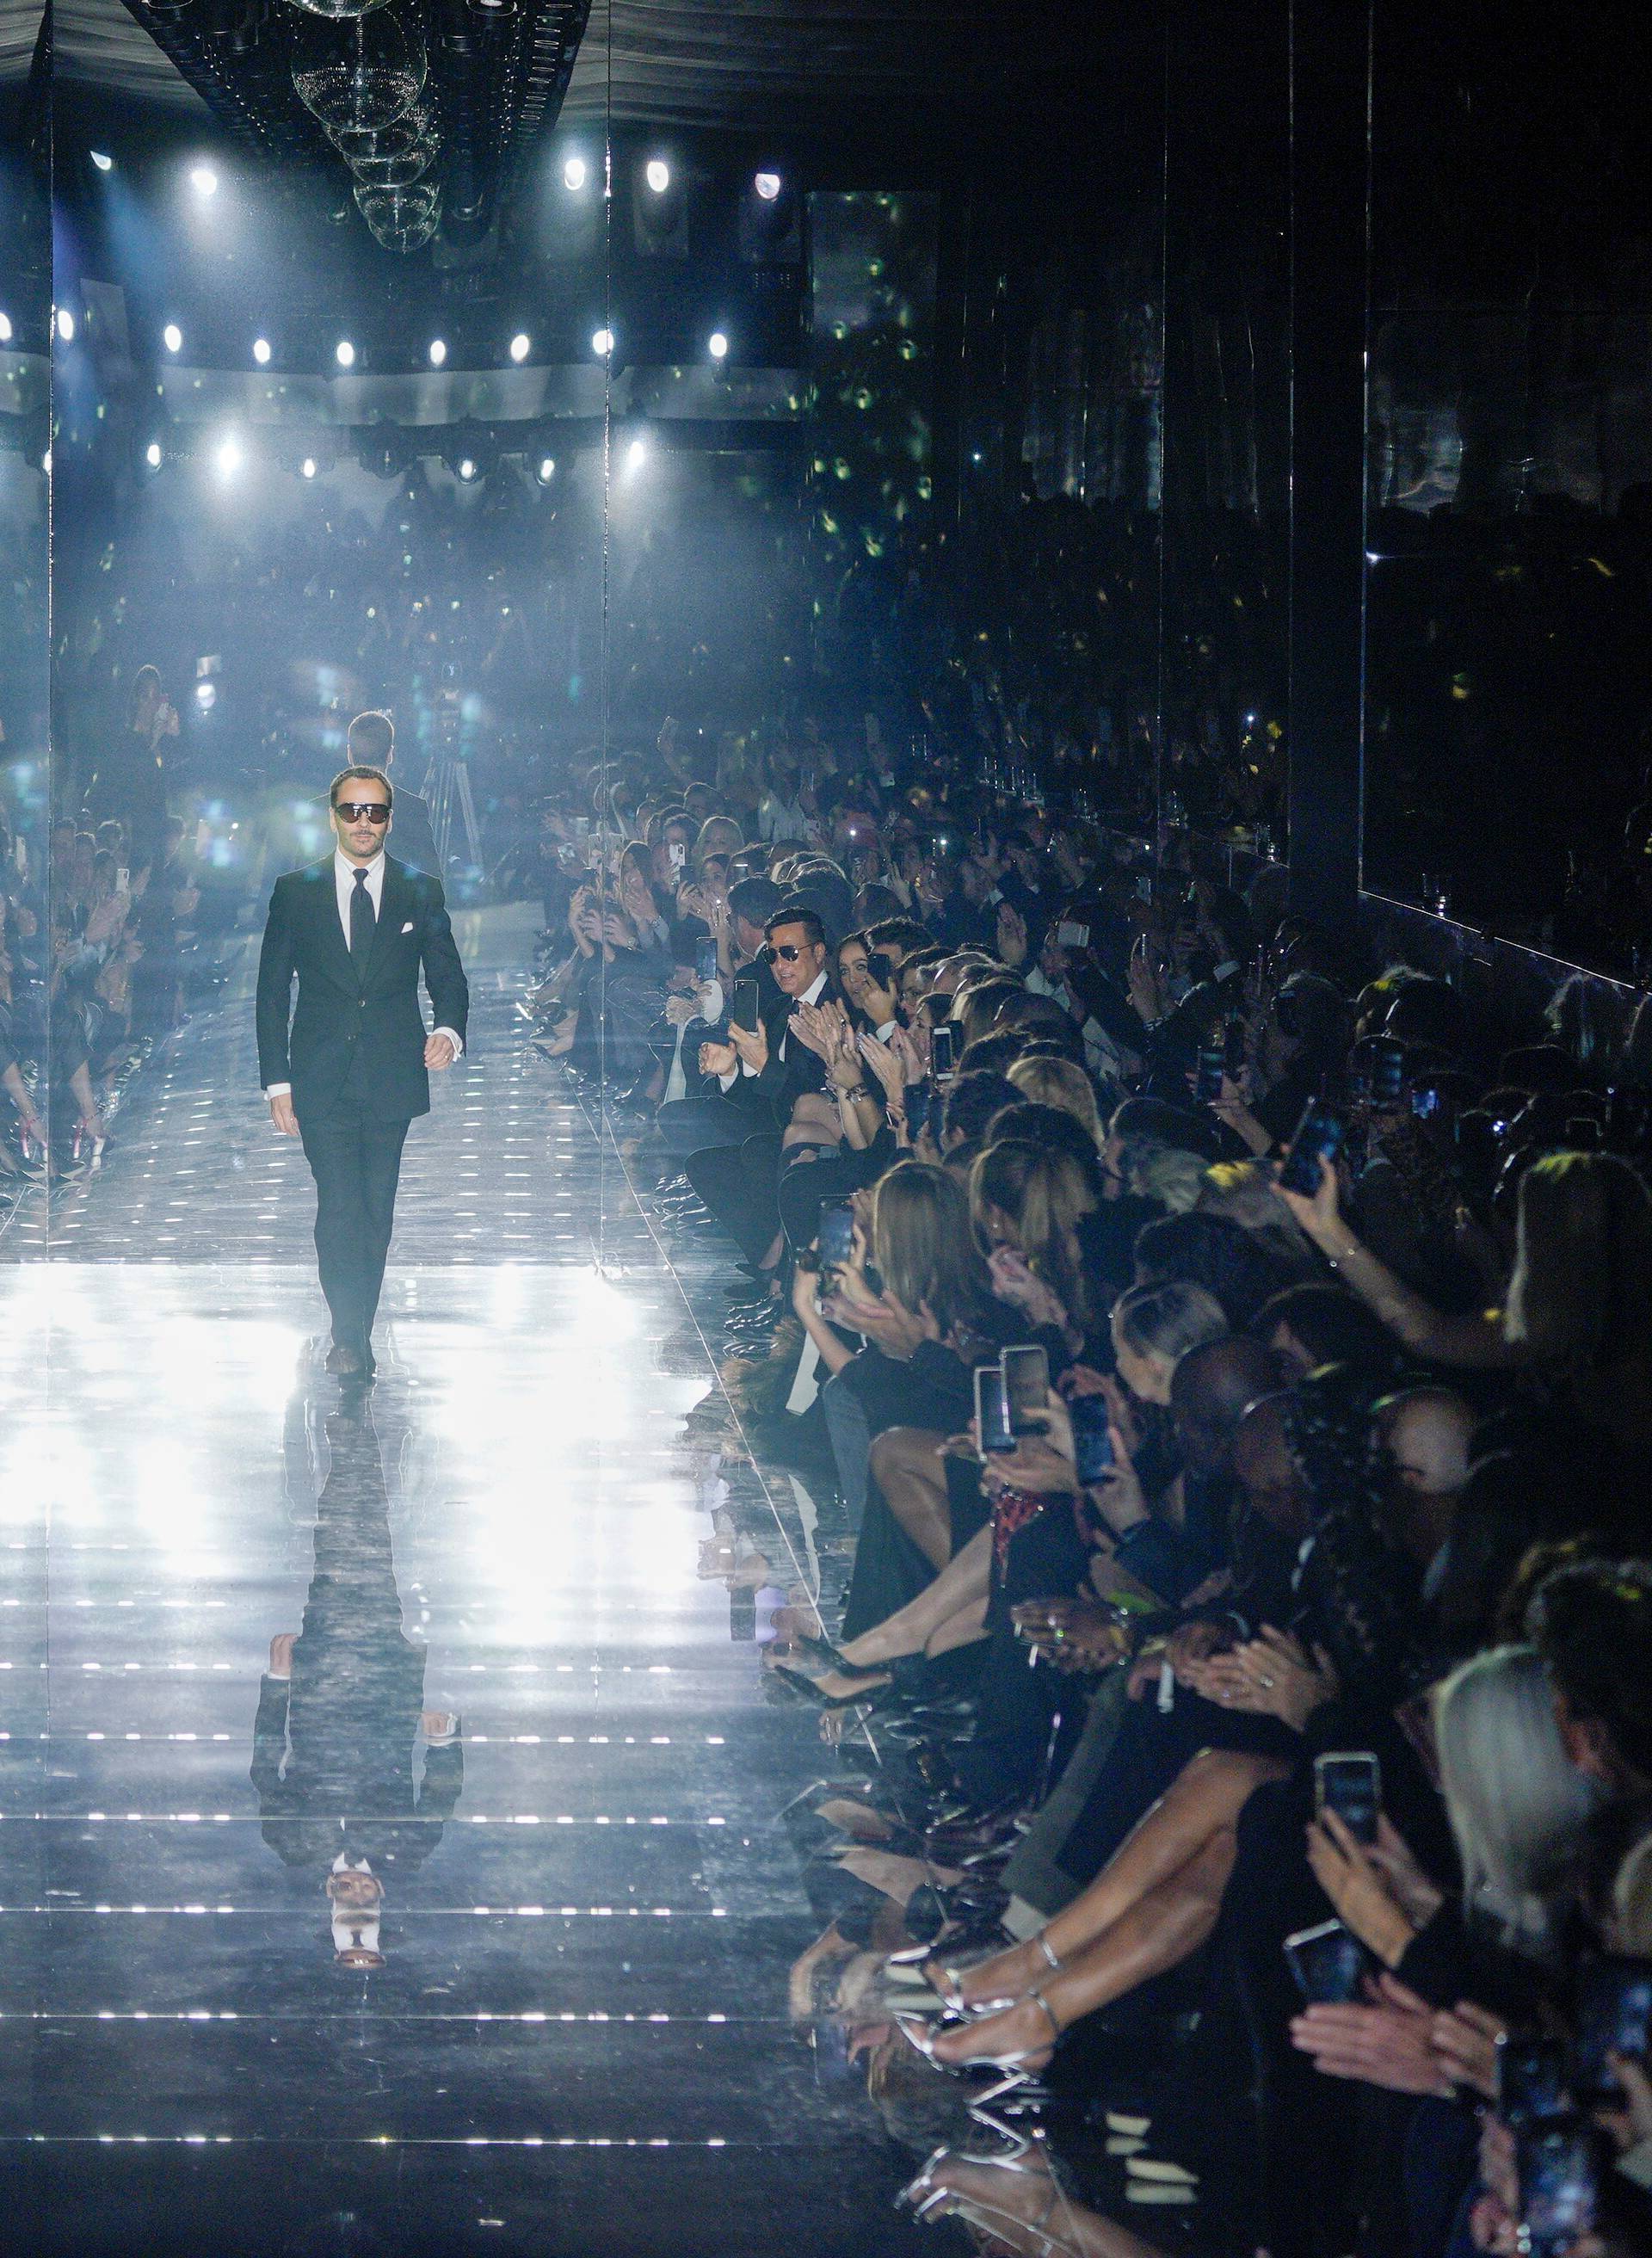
[987,1245,1069,1333]
[856,1032,906,1101]
[1189,1626,1339,1731]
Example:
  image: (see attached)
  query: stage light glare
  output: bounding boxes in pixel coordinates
[189,165,219,199]
[252,337,272,366]
[509,331,531,363]
[563,155,587,192]
[644,158,670,194]
[707,330,729,361]
[335,339,356,369]
[301,458,317,479]
[214,433,243,478]
[754,170,782,201]
[145,441,163,469]
[55,309,75,343]
[592,327,613,356]
[0,312,11,343]
[626,436,647,472]
[163,323,183,355]
[537,457,556,484]
[428,337,447,367]
[90,151,114,173]
[458,458,477,481]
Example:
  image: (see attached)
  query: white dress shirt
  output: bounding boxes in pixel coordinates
[264,848,462,1097]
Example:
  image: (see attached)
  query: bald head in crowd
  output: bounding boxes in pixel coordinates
[1375,1387,1478,1569]
[1170,1337,1281,1477]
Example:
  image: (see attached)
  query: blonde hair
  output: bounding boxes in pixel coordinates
[1111,1281,1229,1369]
[970,1138,1099,1331]
[872,1162,992,1337]
[1008,1055,1102,1147]
[1612,1828,1652,1953]
[1126,1141,1209,1214]
[1433,1644,1599,1958]
[1199,1159,1318,1275]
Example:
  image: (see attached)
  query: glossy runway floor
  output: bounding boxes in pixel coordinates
[1,906,944,2256]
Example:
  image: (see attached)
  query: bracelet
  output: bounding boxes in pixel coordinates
[838,1083,870,1101]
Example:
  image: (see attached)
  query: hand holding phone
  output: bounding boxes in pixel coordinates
[1002,1344,1051,1435]
[975,1367,1016,1455]
[1279,1097,1347,1196]
[1314,1751,1382,1846]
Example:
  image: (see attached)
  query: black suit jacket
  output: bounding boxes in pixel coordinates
[256,854,469,1121]
[754,977,840,1128]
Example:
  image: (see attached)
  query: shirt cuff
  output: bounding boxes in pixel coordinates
[432,1027,465,1057]
[739,1058,758,1078]
[718,1068,739,1094]
[264,1083,292,1097]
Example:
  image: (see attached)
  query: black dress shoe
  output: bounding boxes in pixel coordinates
[325,1343,365,1377]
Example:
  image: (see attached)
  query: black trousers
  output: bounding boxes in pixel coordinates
[685,1131,783,1266]
[299,1102,411,1350]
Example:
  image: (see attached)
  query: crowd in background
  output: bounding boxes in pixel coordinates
[519,717,1652,2258]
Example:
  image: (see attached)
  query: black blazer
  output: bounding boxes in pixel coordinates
[256,854,469,1121]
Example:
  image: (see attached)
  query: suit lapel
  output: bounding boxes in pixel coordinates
[361,858,409,989]
[305,859,357,990]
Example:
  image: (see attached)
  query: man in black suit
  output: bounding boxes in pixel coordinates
[257,763,469,1379]
[347,710,441,875]
[684,904,835,1271]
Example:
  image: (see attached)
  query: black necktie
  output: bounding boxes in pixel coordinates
[350,866,375,972]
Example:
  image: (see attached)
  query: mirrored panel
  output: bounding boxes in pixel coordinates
[1362,1,1652,976]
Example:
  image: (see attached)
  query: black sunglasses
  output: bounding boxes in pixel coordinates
[336,803,391,824]
[765,943,809,964]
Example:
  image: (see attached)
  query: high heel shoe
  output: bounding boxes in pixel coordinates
[896,1985,1061,2076]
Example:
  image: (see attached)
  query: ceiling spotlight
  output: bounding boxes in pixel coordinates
[90,151,114,174]
[458,458,477,481]
[0,312,11,343]
[163,323,182,354]
[707,330,729,361]
[55,309,75,343]
[626,436,647,472]
[428,337,447,367]
[592,327,613,356]
[214,433,243,477]
[189,164,219,199]
[509,331,531,363]
[252,336,272,366]
[301,458,317,478]
[754,170,782,201]
[145,441,163,469]
[563,155,587,192]
[336,339,356,369]
[644,158,670,194]
[536,456,556,484]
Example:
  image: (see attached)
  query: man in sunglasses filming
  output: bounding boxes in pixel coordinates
[256,765,469,1379]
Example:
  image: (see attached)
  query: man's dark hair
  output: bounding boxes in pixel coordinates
[766,901,827,949]
[728,875,784,932]
[1526,1558,1652,1782]
[330,765,393,811]
[347,710,395,767]
[868,917,930,957]
[942,1070,1020,1147]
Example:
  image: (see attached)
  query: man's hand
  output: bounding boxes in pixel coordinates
[729,1017,768,1075]
[699,1040,737,1079]
[425,1033,458,1070]
[268,1092,299,1137]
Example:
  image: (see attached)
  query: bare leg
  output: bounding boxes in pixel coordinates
[929,1828,1238,2068]
[949,1748,1285,2008]
[839,1524,991,1668]
[874,1424,954,1570]
[924,1595,989,1657]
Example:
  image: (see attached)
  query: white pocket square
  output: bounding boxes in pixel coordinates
[400,920,415,935]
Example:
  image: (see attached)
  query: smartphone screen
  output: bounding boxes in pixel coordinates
[1195,1045,1225,1104]
[731,978,761,1035]
[1283,1919,1368,2004]
[928,1084,948,1144]
[696,936,718,984]
[1313,1752,1381,1845]
[816,1200,855,1273]
[669,842,687,869]
[1516,2119,1598,2257]
[975,1367,1016,1455]
[1575,1953,1652,2104]
[1069,1394,1114,1484]
[1370,1040,1405,1105]
[1497,2034,1573,2131]
[1002,1344,1050,1434]
[1279,1098,1346,1196]
[1057,921,1089,950]
[930,1024,957,1080]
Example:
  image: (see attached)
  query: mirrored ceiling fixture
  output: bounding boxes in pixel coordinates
[291,8,425,133]
[279,0,395,26]
[336,110,438,188]
[355,179,442,252]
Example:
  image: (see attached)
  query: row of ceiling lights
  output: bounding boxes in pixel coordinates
[130,326,730,366]
[89,149,786,206]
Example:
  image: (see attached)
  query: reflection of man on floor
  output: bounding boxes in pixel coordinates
[253,1404,460,1968]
